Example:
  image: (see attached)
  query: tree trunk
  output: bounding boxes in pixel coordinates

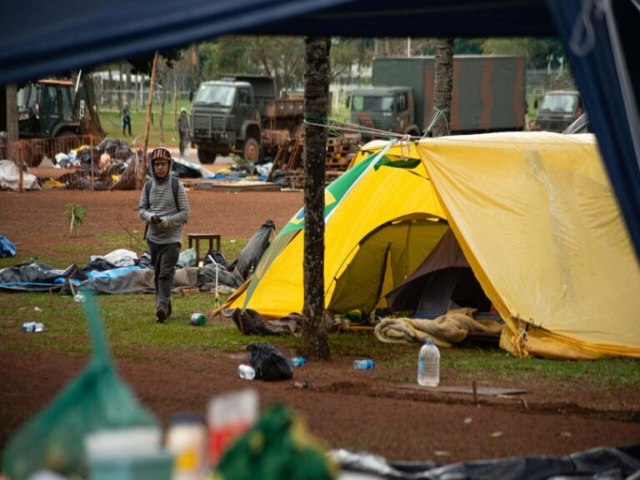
[138,51,160,189]
[432,38,454,138]
[81,74,106,137]
[5,84,19,163]
[299,36,331,361]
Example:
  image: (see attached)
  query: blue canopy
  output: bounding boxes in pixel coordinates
[0,0,637,259]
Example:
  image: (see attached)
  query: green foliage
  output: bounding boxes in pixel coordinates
[127,48,185,75]
[63,203,87,237]
[199,36,306,92]
[477,37,565,70]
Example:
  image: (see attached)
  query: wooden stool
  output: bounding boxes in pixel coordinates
[188,233,221,264]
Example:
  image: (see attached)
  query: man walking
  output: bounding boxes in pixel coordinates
[138,147,190,322]
[178,107,191,159]
[122,102,132,136]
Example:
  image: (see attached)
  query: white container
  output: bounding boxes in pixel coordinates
[207,388,259,467]
[85,427,172,480]
[165,413,207,480]
[417,339,440,387]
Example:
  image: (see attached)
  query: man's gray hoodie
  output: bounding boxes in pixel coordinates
[138,159,190,244]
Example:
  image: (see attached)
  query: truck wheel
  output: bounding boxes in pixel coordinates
[197,148,217,164]
[242,138,260,163]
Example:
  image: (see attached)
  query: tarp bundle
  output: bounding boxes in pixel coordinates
[222,132,640,360]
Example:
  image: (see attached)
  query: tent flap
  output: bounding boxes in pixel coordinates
[417,132,640,359]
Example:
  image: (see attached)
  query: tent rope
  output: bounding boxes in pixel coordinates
[511,315,530,357]
[303,118,423,141]
[423,106,451,137]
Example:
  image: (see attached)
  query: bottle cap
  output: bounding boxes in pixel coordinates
[170,412,206,425]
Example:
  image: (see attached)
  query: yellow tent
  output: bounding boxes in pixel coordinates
[416,132,640,359]
[224,141,449,319]
[222,132,640,359]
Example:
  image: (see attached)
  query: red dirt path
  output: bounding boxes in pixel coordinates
[0,185,639,469]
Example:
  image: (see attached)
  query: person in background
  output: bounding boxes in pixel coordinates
[138,147,190,323]
[122,102,132,136]
[178,107,191,159]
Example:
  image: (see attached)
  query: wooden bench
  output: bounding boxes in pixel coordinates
[188,233,221,264]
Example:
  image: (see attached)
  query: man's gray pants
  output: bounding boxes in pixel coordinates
[148,241,181,317]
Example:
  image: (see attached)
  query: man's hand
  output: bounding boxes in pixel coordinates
[150,214,162,225]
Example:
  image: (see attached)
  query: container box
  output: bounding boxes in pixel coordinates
[89,450,174,480]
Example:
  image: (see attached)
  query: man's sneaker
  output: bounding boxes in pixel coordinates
[156,306,167,323]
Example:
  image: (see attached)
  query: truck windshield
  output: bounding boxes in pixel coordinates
[540,94,578,113]
[194,85,235,106]
[352,95,394,112]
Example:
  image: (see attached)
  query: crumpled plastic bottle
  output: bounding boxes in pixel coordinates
[353,359,375,370]
[289,356,306,368]
[21,322,44,333]
[237,364,256,380]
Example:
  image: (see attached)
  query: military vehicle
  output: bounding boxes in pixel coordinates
[532,90,584,133]
[348,55,527,140]
[190,75,304,163]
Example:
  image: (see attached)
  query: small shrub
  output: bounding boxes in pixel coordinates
[63,203,87,237]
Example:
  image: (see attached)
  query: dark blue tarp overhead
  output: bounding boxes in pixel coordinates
[546,0,640,264]
[0,0,638,260]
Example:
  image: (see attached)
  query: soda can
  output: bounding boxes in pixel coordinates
[190,313,206,326]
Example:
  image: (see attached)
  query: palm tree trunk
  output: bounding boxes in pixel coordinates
[432,39,454,138]
[300,36,331,360]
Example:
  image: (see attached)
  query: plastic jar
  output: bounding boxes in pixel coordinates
[165,412,208,480]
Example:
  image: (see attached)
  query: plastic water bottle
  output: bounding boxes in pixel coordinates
[237,364,256,380]
[353,359,375,370]
[21,322,44,333]
[417,339,440,387]
[290,356,306,368]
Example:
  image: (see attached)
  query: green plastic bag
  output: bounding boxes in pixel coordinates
[2,290,159,479]
[214,402,336,480]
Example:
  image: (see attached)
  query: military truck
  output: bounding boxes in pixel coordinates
[348,55,527,139]
[532,90,583,132]
[0,76,104,166]
[191,75,304,164]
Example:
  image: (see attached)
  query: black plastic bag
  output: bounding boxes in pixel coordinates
[203,249,228,269]
[247,343,293,381]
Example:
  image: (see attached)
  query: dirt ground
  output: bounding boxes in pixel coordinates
[1,176,639,471]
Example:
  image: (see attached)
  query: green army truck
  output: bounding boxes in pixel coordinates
[348,55,527,139]
[191,75,304,164]
[532,90,584,133]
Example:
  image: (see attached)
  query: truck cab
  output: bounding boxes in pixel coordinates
[533,90,583,133]
[191,79,262,163]
[17,79,81,138]
[348,86,419,141]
